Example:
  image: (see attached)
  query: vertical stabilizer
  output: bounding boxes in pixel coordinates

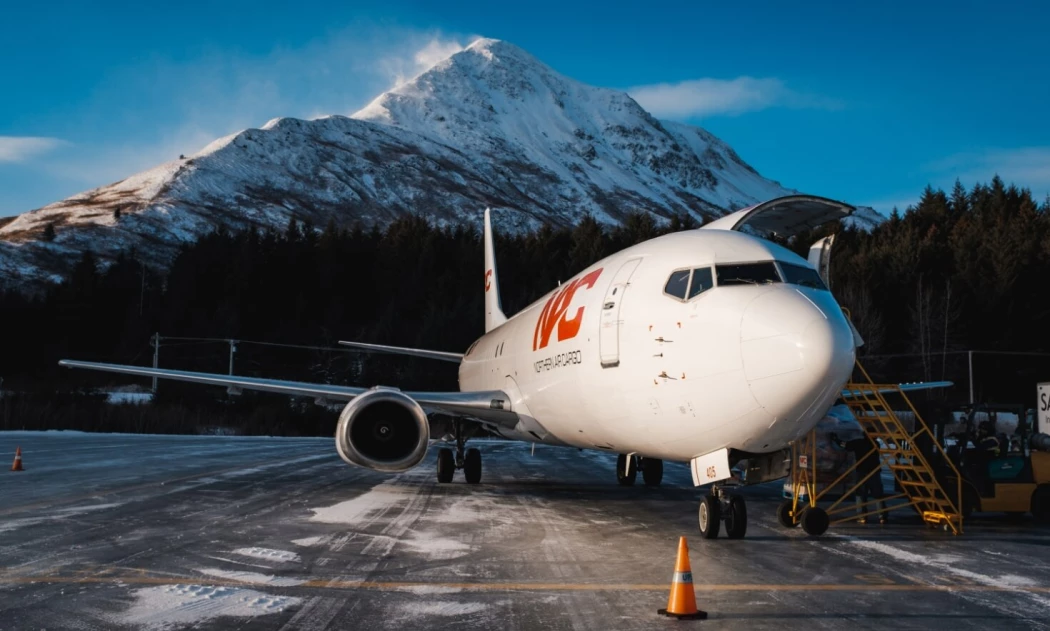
[484,208,507,332]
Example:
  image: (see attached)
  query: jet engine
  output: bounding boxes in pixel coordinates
[334,388,429,472]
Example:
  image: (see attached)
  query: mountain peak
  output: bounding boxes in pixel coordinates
[0,37,839,289]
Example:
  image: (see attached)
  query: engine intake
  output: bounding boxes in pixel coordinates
[335,389,429,472]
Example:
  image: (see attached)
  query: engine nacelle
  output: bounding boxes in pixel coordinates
[335,388,429,472]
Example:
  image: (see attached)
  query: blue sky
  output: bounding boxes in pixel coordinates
[2,0,1048,217]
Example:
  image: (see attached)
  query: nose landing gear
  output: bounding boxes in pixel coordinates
[698,486,747,539]
[435,420,482,484]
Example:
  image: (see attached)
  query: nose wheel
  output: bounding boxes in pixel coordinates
[698,486,747,539]
[435,420,482,484]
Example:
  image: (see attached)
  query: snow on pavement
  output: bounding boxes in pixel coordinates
[199,568,305,587]
[117,584,300,629]
[232,548,300,563]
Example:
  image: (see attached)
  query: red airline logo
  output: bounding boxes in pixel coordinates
[485,269,493,292]
[533,269,603,351]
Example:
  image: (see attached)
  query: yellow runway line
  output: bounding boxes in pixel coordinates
[2,573,1050,594]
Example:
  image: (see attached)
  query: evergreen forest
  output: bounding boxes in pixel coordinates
[1,177,1048,435]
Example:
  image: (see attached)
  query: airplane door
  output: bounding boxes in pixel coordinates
[599,258,641,368]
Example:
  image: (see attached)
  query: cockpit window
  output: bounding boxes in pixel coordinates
[715,262,781,286]
[664,270,690,299]
[779,262,827,290]
[688,268,713,298]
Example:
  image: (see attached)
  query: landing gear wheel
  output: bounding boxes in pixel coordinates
[724,495,747,539]
[801,506,829,536]
[777,500,799,528]
[616,454,637,487]
[641,458,663,487]
[1032,485,1050,524]
[464,448,482,484]
[437,448,455,483]
[698,494,721,539]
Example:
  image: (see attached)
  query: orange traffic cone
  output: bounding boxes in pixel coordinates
[657,536,707,620]
[11,446,24,471]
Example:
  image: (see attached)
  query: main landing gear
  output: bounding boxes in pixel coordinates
[436,420,482,484]
[616,454,663,487]
[698,486,747,539]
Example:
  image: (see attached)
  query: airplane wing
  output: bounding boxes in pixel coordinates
[58,360,517,428]
[338,341,463,363]
[702,195,854,238]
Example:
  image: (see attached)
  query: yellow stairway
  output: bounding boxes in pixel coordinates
[840,363,964,534]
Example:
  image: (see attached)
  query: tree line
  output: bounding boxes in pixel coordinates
[1,176,1048,434]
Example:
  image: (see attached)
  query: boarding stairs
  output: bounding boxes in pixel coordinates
[840,362,964,534]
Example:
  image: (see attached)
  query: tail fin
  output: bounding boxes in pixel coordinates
[484,208,507,332]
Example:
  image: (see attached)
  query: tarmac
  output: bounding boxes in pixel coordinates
[2,431,1050,630]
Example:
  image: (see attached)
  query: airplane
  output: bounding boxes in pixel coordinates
[60,194,865,540]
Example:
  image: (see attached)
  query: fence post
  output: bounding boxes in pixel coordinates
[152,333,160,393]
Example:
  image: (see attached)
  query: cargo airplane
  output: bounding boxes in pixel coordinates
[62,195,867,539]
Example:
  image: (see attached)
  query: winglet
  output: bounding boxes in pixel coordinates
[484,208,507,332]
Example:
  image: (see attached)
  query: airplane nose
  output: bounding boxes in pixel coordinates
[740,288,855,420]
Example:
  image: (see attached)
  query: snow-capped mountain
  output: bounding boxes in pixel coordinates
[0,38,875,287]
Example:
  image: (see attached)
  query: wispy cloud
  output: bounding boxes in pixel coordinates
[628,77,842,119]
[379,37,466,87]
[925,147,1050,194]
[20,28,468,195]
[0,136,65,163]
[862,146,1050,216]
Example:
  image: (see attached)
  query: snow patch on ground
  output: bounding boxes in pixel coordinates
[396,585,463,595]
[232,547,300,563]
[200,568,304,587]
[308,486,406,524]
[404,534,469,559]
[118,584,299,629]
[291,535,328,547]
[400,602,489,617]
[847,539,1050,607]
[0,502,124,533]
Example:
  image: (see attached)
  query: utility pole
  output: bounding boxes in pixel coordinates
[152,333,160,393]
[228,339,237,375]
[968,350,974,404]
[139,261,146,317]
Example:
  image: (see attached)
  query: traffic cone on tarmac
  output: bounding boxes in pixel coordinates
[657,536,707,620]
[11,446,24,471]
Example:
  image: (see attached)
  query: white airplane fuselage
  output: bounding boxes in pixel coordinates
[460,229,856,463]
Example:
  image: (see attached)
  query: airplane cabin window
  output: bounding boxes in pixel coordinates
[779,262,828,290]
[664,270,690,299]
[715,262,781,286]
[688,267,713,298]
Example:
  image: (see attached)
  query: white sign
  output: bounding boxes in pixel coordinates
[1037,383,1050,435]
[690,448,731,486]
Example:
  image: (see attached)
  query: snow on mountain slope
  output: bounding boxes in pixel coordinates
[353,39,792,222]
[0,37,872,288]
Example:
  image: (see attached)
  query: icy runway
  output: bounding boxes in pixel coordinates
[2,432,1050,629]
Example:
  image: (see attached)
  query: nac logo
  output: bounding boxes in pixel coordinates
[533,269,603,351]
[485,269,493,292]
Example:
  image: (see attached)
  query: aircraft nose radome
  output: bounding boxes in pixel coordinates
[740,289,855,420]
